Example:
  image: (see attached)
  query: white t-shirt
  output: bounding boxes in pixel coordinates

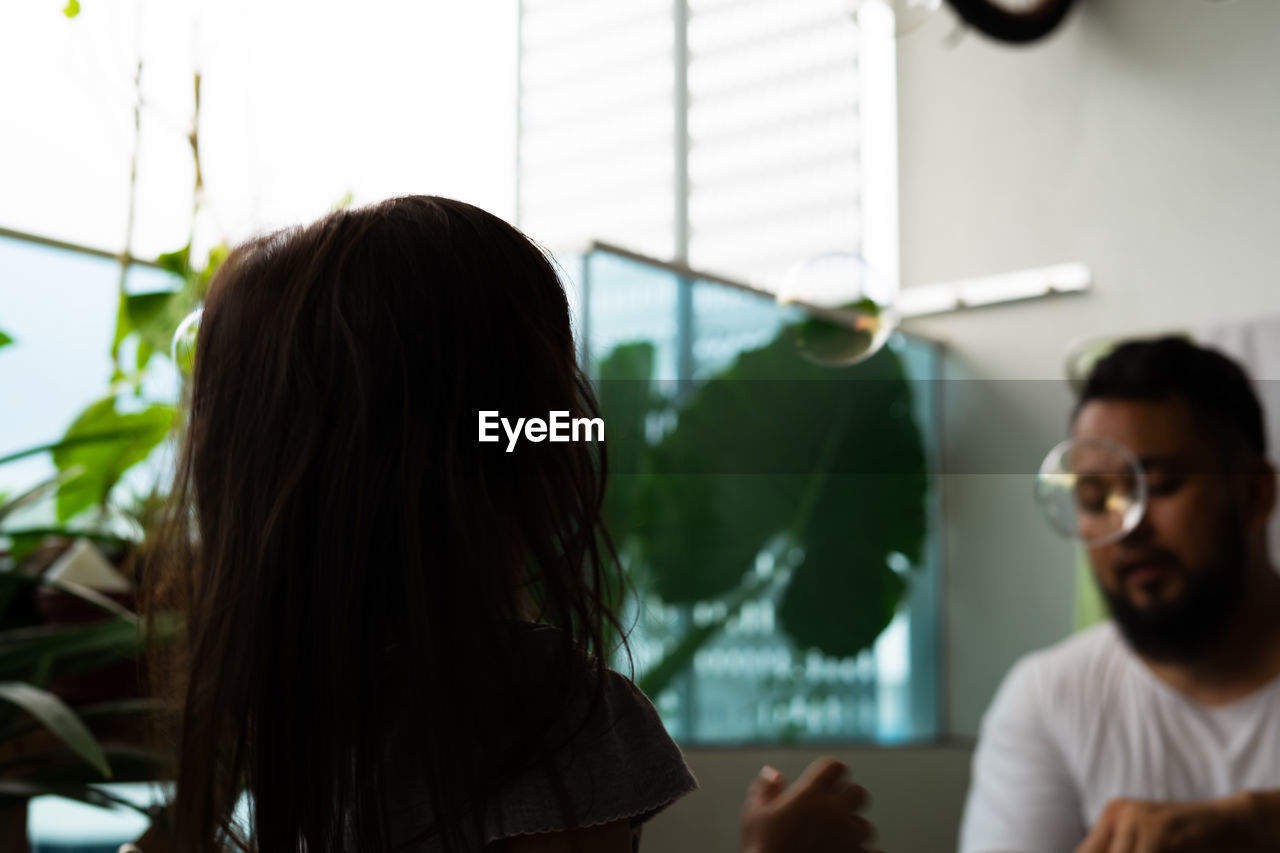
[959,622,1280,853]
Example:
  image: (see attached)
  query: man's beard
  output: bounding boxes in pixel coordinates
[1102,518,1248,663]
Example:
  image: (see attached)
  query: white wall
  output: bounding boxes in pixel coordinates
[896,0,1280,735]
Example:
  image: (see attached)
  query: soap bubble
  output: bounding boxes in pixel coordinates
[777,253,899,367]
[851,0,942,37]
[1035,437,1147,546]
[171,307,202,375]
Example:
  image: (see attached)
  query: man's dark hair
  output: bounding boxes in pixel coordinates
[1077,336,1266,457]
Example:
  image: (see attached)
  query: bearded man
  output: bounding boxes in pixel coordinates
[960,337,1280,853]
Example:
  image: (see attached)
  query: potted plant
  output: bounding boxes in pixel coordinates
[0,471,168,848]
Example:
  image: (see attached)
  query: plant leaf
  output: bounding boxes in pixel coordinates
[0,619,140,684]
[40,577,137,624]
[612,335,928,662]
[0,744,166,789]
[0,467,86,526]
[777,529,907,658]
[155,245,191,277]
[52,398,176,521]
[0,330,12,349]
[195,243,229,293]
[124,292,173,332]
[0,697,161,744]
[0,682,111,778]
[135,339,154,376]
[596,341,658,549]
[4,531,61,570]
[121,291,173,369]
[62,0,80,18]
[0,528,128,552]
[0,429,159,468]
[125,244,222,367]
[0,780,153,816]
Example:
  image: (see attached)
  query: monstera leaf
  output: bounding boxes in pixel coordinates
[596,341,658,545]
[599,327,927,687]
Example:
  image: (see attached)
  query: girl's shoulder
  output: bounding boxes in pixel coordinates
[485,626,699,841]
[389,626,697,851]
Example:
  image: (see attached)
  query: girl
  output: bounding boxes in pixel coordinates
[142,196,876,853]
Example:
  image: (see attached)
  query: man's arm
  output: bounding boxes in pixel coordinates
[1075,790,1280,853]
[959,657,1086,853]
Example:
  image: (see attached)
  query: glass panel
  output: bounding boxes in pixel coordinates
[571,244,940,744]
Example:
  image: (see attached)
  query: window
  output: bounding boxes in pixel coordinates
[0,231,181,519]
[518,0,893,287]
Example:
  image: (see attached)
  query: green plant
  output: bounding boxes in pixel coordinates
[1,323,174,812]
[47,243,223,530]
[597,325,929,700]
[47,3,221,531]
[0,9,212,837]
[0,474,166,818]
[0,314,181,838]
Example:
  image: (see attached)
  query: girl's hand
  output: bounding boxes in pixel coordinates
[740,757,880,853]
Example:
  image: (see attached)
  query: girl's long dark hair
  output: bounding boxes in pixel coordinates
[144,196,627,851]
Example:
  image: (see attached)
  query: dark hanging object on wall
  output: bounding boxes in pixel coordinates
[945,0,1076,44]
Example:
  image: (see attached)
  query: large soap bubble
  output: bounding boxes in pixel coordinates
[777,253,899,367]
[171,307,203,376]
[1036,437,1148,547]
